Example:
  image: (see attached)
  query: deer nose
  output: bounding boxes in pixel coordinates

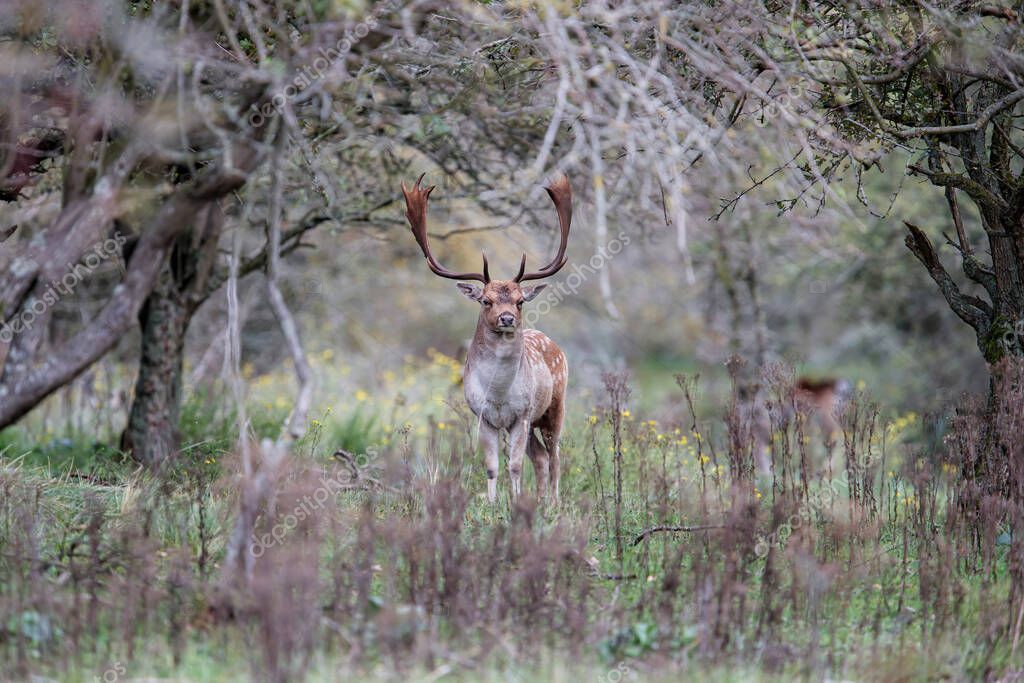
[498,313,515,327]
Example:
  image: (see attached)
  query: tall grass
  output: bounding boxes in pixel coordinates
[0,360,1022,681]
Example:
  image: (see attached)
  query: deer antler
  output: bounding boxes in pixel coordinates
[401,176,489,286]
[403,174,572,283]
[517,174,572,282]
[402,174,489,283]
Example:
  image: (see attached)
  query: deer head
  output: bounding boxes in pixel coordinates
[401,174,573,333]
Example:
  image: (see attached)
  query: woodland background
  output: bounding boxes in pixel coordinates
[0,1,1022,681]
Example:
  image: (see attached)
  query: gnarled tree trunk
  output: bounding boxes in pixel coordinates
[119,202,327,466]
[122,205,224,467]
[121,271,191,466]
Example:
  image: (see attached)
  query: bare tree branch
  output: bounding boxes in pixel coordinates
[264,136,314,441]
[896,88,1024,139]
[904,221,993,333]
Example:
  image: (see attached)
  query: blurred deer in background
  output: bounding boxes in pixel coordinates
[403,175,572,503]
[795,376,852,443]
[744,375,853,476]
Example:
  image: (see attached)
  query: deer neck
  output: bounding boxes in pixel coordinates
[468,316,525,394]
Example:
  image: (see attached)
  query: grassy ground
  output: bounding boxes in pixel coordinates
[0,351,1019,682]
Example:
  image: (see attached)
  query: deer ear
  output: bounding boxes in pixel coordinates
[456,282,484,301]
[521,283,548,301]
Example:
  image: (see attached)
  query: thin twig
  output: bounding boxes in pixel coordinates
[265,132,315,441]
[1012,593,1024,656]
[632,523,727,546]
[945,186,971,256]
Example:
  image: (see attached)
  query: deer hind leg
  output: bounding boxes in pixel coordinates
[527,428,549,499]
[538,396,565,501]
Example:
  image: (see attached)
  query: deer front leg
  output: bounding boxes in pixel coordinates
[479,421,501,504]
[508,418,530,500]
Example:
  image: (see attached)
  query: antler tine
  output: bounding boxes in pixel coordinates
[514,253,526,281]
[402,174,488,283]
[518,174,572,282]
[482,252,490,282]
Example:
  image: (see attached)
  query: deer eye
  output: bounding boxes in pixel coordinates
[482,300,492,307]
[516,300,523,307]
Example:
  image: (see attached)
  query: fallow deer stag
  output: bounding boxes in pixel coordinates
[402,174,572,503]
